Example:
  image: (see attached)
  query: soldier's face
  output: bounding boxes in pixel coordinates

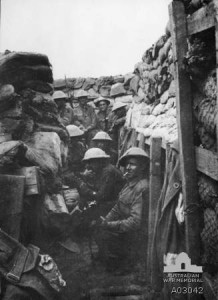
[55,99,65,109]
[79,97,87,106]
[115,107,125,118]
[124,157,141,180]
[96,141,106,151]
[85,159,101,174]
[98,101,108,112]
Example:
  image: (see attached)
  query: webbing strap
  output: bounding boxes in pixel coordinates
[6,247,29,283]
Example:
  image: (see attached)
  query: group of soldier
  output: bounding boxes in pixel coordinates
[53,89,150,272]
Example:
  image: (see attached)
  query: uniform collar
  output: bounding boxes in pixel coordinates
[126,176,143,188]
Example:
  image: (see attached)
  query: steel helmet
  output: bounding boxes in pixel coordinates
[92,131,112,141]
[112,102,127,112]
[77,90,89,99]
[119,147,149,166]
[53,90,67,100]
[94,97,110,107]
[83,148,110,161]
[66,125,84,137]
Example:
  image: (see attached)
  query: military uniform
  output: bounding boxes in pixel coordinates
[59,103,74,126]
[96,108,113,132]
[65,141,87,174]
[109,114,126,152]
[95,176,149,265]
[73,105,96,131]
[64,162,124,216]
[93,163,124,215]
[73,104,97,145]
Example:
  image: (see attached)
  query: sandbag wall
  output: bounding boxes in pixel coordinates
[0,51,68,245]
[125,28,177,144]
[185,28,218,272]
[54,74,135,106]
[131,3,218,287]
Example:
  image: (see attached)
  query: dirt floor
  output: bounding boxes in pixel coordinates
[48,237,155,300]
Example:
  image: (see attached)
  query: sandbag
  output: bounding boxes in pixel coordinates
[95,76,114,88]
[138,114,156,129]
[198,174,218,209]
[0,51,51,71]
[195,98,216,135]
[152,35,167,60]
[196,125,216,150]
[0,85,17,112]
[0,65,53,90]
[129,75,140,93]
[99,85,111,97]
[25,132,62,174]
[110,83,126,97]
[82,77,95,90]
[22,80,53,93]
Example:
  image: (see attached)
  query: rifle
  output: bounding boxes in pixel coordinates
[64,75,71,101]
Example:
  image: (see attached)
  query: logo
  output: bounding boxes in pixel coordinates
[164,252,203,273]
[163,252,203,295]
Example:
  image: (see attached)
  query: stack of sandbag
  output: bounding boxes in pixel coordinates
[0,51,68,193]
[179,0,213,15]
[0,52,69,243]
[198,174,218,267]
[0,51,68,143]
[125,28,177,143]
[53,73,135,104]
[0,51,53,92]
[184,31,217,151]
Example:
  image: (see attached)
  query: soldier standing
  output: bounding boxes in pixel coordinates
[94,97,112,132]
[53,90,74,126]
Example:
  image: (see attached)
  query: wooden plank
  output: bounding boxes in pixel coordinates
[195,147,218,180]
[147,137,162,286]
[138,133,145,150]
[144,136,167,149]
[187,2,215,36]
[131,129,138,147]
[0,175,25,239]
[169,0,200,273]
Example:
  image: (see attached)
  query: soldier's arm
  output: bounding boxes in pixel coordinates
[63,172,95,199]
[106,188,144,232]
[105,203,120,222]
[86,107,97,131]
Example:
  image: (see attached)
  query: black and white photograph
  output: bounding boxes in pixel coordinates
[0,0,217,299]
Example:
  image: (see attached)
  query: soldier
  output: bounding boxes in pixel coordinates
[65,148,124,216]
[109,102,127,153]
[92,131,118,165]
[94,97,112,132]
[82,148,124,215]
[64,125,87,175]
[95,147,149,270]
[53,90,74,126]
[73,90,97,145]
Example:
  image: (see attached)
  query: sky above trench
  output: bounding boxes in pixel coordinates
[1,0,171,79]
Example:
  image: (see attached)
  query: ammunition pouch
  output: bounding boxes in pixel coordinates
[0,228,65,300]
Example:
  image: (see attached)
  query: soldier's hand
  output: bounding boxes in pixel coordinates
[82,169,95,178]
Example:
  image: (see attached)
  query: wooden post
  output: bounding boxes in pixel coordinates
[138,133,145,150]
[147,137,162,285]
[169,0,200,267]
